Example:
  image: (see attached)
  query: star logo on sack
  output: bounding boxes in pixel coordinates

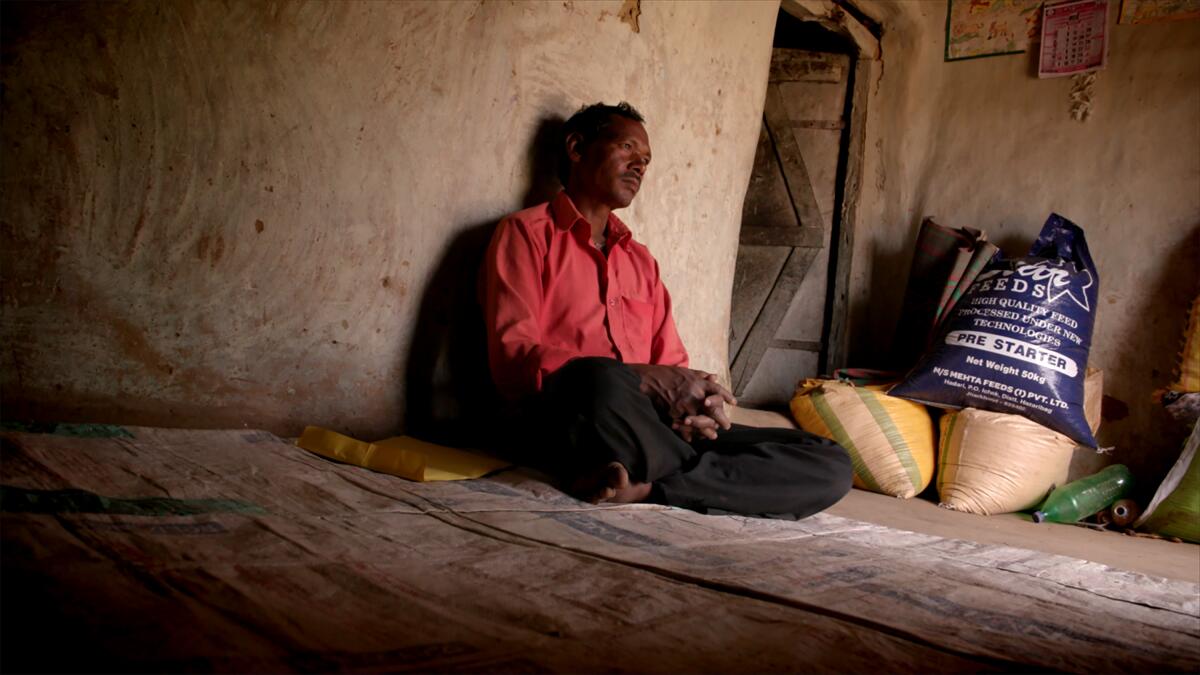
[1017,261,1093,312]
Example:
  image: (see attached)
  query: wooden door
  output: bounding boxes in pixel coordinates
[729,49,851,405]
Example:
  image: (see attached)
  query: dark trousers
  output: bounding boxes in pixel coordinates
[514,357,853,519]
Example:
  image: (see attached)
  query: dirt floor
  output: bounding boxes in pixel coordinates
[826,488,1200,583]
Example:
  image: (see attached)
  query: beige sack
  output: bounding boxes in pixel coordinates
[938,369,1102,515]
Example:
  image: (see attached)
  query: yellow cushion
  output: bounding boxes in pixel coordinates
[296,426,511,481]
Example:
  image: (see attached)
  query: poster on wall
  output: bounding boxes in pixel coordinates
[945,0,1044,61]
[1038,0,1109,77]
[1119,0,1200,24]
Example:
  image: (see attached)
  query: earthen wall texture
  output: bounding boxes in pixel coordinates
[1,0,777,437]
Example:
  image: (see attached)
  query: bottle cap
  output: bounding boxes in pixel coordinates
[1033,511,1047,523]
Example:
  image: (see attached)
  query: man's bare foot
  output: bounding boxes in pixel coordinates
[570,461,653,504]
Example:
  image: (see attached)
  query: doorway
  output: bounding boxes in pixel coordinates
[728,9,864,407]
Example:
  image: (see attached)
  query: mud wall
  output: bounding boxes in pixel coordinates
[1,1,777,438]
[847,1,1200,483]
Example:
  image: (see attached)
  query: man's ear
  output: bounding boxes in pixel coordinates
[565,131,586,163]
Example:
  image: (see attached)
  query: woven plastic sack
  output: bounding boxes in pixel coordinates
[937,410,1073,514]
[891,214,1099,447]
[936,368,1102,515]
[1134,422,1200,543]
[790,375,934,498]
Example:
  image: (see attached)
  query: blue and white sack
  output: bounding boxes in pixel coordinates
[890,214,1099,447]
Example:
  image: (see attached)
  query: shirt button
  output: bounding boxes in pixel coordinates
[610,299,616,306]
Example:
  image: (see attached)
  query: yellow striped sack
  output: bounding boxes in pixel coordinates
[790,379,935,498]
[1169,295,1200,393]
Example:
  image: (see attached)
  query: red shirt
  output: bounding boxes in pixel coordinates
[483,191,689,400]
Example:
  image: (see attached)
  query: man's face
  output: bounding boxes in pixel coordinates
[568,115,652,209]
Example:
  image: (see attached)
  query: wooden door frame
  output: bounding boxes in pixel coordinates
[821,51,869,375]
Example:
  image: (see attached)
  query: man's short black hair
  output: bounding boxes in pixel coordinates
[557,101,645,186]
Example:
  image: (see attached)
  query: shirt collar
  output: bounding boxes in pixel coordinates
[551,191,633,247]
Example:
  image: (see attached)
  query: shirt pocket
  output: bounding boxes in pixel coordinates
[619,295,656,363]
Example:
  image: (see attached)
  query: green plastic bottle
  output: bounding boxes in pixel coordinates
[1032,464,1134,524]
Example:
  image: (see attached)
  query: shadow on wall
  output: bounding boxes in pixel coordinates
[402,115,565,447]
[847,215,921,370]
[851,214,1052,372]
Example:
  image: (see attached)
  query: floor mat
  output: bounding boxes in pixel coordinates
[2,426,1197,673]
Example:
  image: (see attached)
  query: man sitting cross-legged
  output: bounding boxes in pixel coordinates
[482,101,852,518]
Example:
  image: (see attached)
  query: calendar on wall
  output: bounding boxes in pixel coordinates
[1039,0,1110,78]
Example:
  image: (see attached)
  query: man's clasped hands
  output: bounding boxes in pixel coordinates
[626,364,738,442]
